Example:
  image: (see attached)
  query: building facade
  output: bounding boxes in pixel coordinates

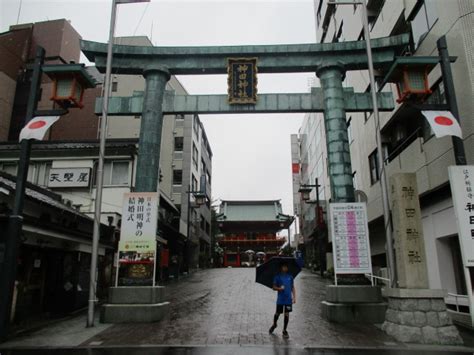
[216,200,292,267]
[293,0,473,323]
[0,19,213,324]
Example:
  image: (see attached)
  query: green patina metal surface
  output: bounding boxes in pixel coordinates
[95,88,394,115]
[135,68,170,193]
[317,65,355,203]
[81,34,409,75]
[83,34,410,201]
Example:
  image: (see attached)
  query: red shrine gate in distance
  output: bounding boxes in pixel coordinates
[216,200,293,267]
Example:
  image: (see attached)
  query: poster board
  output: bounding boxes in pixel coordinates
[329,202,372,281]
[117,192,158,286]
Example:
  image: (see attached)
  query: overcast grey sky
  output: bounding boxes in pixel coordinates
[1,0,318,237]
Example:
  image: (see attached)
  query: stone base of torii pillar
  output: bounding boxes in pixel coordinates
[382,288,463,345]
[100,286,170,323]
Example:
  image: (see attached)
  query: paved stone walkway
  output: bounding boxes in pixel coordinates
[83,268,400,348]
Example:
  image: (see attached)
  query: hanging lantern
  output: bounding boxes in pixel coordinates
[381,57,438,104]
[193,192,207,206]
[42,63,96,109]
[298,185,312,201]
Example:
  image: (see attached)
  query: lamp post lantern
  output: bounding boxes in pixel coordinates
[0,48,95,340]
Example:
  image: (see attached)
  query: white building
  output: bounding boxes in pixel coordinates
[293,0,473,325]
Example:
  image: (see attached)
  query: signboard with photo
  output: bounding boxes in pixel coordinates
[329,202,372,277]
[118,192,158,285]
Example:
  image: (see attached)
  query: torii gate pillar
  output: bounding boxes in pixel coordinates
[317,63,355,203]
[135,66,170,192]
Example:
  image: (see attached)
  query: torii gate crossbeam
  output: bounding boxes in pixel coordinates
[81,34,410,202]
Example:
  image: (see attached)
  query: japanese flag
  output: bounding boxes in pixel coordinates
[421,111,463,139]
[19,116,60,142]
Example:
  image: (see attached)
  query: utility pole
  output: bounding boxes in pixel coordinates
[0,46,45,340]
[87,0,117,328]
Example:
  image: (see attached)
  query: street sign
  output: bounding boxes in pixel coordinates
[449,166,474,267]
[329,203,372,278]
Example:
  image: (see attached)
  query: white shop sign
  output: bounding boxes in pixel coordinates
[48,167,91,187]
[330,202,372,282]
[449,166,474,267]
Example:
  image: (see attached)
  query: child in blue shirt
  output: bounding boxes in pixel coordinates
[269,261,296,338]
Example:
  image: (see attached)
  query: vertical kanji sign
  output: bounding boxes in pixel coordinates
[390,173,429,289]
[119,192,158,265]
[227,58,258,104]
[449,166,474,267]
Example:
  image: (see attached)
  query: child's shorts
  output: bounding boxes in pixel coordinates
[276,304,292,314]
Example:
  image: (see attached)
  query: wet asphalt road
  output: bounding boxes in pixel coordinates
[1,346,474,355]
[80,268,398,347]
[1,269,473,354]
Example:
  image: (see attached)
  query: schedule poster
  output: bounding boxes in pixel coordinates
[330,202,372,275]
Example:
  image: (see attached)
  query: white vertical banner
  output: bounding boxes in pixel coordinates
[330,202,372,277]
[449,166,474,267]
[118,192,158,284]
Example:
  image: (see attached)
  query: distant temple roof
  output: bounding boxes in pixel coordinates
[217,200,293,233]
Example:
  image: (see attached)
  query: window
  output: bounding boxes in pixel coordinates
[411,1,438,49]
[352,171,357,190]
[347,117,353,144]
[333,21,343,43]
[193,114,200,139]
[200,214,205,231]
[174,137,184,151]
[367,0,385,29]
[111,81,118,92]
[192,143,199,170]
[34,162,52,187]
[1,162,17,176]
[206,170,211,186]
[173,170,183,185]
[426,80,446,105]
[201,158,206,174]
[176,114,184,120]
[110,161,129,185]
[95,161,130,186]
[192,174,198,192]
[369,150,379,185]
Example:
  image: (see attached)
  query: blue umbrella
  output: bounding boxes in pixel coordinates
[255,256,301,289]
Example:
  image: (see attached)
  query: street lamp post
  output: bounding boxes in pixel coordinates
[299,178,327,275]
[0,46,85,339]
[0,46,45,340]
[185,185,207,272]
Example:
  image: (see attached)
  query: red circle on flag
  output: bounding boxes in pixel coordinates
[28,120,46,129]
[434,116,453,126]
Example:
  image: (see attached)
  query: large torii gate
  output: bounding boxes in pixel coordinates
[81,33,409,203]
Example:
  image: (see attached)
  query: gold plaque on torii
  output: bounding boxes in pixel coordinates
[227,58,258,104]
